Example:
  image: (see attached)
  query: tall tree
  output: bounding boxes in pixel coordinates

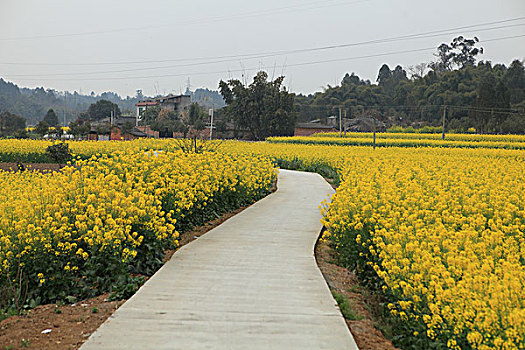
[377,64,393,87]
[431,36,483,72]
[43,108,59,127]
[219,71,296,140]
[139,106,161,125]
[69,119,91,139]
[377,64,407,97]
[470,75,498,133]
[430,43,455,73]
[87,99,121,120]
[0,111,26,136]
[503,60,525,104]
[150,108,182,138]
[450,36,483,68]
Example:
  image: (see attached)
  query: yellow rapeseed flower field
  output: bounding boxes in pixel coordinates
[267,134,525,150]
[1,137,524,349]
[223,140,525,350]
[0,143,275,311]
[311,131,525,143]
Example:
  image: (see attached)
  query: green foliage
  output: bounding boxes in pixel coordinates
[377,64,408,97]
[331,289,363,321]
[0,110,26,136]
[186,103,207,132]
[139,106,161,125]
[149,108,184,138]
[87,99,121,120]
[45,142,72,164]
[43,108,59,127]
[0,308,17,323]
[386,125,443,133]
[108,275,146,301]
[69,119,91,139]
[148,103,209,143]
[219,71,296,140]
[0,79,147,126]
[295,37,524,134]
[274,157,340,185]
[13,128,29,139]
[121,121,135,135]
[188,87,226,109]
[34,120,49,137]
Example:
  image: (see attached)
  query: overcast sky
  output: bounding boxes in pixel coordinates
[1,0,524,97]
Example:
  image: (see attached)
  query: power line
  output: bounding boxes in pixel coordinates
[0,0,368,42]
[1,47,437,81]
[296,104,525,115]
[4,24,525,78]
[1,16,524,67]
[4,33,524,82]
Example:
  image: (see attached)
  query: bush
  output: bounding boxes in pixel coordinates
[45,142,72,164]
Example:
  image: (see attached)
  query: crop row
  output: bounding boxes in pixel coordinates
[310,132,525,143]
[224,141,525,350]
[267,135,525,150]
[0,148,275,313]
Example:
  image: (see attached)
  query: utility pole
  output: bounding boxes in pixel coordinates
[209,105,214,140]
[339,107,342,137]
[373,116,376,150]
[63,92,67,128]
[491,108,495,134]
[442,105,447,140]
[343,109,347,136]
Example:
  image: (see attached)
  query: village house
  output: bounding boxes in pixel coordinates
[136,94,191,125]
[294,123,338,136]
[87,115,149,141]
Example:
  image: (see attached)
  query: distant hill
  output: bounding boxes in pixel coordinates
[0,78,142,126]
[186,87,225,110]
[0,79,225,126]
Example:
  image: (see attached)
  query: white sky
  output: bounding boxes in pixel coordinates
[0,0,524,97]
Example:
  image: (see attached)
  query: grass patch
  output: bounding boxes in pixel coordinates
[331,289,363,321]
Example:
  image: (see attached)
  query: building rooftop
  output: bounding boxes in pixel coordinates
[136,101,159,107]
[295,123,338,129]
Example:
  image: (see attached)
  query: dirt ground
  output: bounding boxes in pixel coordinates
[0,295,124,350]
[315,240,399,350]
[0,162,62,173]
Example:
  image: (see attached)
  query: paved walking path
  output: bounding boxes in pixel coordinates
[81,169,358,350]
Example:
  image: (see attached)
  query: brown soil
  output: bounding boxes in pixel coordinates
[315,239,399,350]
[0,163,61,173]
[0,294,124,350]
[0,181,276,350]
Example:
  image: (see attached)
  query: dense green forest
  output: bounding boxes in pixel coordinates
[295,38,525,133]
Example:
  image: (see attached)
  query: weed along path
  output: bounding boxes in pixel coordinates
[81,169,359,350]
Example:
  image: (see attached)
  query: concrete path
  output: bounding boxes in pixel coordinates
[81,169,358,350]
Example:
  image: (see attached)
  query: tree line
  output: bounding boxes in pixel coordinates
[1,35,524,137]
[295,36,525,134]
